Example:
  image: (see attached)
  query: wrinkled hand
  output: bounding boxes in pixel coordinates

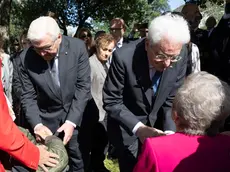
[34,125,53,142]
[37,145,59,172]
[136,125,166,143]
[57,123,74,145]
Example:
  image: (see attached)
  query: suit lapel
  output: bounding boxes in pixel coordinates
[133,40,152,108]
[43,66,61,100]
[37,56,61,100]
[58,36,69,99]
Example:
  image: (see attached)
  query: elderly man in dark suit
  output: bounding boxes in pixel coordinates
[103,13,190,172]
[19,16,90,172]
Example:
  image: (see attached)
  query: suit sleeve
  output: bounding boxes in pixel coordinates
[133,138,157,172]
[0,75,39,170]
[66,43,91,126]
[162,46,188,131]
[103,51,140,135]
[20,52,42,129]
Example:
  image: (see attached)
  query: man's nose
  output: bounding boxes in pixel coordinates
[163,59,171,68]
[40,51,47,57]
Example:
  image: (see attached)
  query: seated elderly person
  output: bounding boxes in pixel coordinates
[134,72,230,172]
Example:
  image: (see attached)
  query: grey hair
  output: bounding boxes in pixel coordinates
[148,14,190,45]
[173,72,230,136]
[27,16,60,42]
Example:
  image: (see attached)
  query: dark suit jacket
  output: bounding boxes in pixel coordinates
[103,39,187,146]
[19,35,91,132]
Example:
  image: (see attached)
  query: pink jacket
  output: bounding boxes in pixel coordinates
[134,133,230,172]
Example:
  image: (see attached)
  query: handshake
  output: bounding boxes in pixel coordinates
[136,125,174,143]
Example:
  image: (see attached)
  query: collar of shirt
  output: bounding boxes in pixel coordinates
[116,37,123,48]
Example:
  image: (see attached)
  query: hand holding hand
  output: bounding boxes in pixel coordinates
[136,125,165,143]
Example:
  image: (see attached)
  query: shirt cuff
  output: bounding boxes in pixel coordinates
[164,130,175,135]
[34,123,43,131]
[65,120,76,128]
[132,122,145,135]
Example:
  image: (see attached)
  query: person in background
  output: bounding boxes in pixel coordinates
[0,33,13,105]
[75,28,94,56]
[11,29,30,127]
[134,72,230,172]
[109,18,130,49]
[205,16,217,37]
[103,14,190,171]
[181,3,210,72]
[89,33,115,172]
[138,23,148,38]
[209,0,230,130]
[94,30,106,40]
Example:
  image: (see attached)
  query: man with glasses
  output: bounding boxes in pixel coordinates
[109,18,130,49]
[19,16,90,172]
[103,14,190,172]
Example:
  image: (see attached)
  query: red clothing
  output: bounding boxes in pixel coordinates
[0,60,39,171]
[134,133,230,172]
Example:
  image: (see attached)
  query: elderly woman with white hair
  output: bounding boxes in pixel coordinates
[134,72,230,172]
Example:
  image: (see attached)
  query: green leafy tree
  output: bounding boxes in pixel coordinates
[10,0,169,38]
[184,0,224,8]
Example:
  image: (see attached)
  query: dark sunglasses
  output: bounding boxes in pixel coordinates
[80,34,91,39]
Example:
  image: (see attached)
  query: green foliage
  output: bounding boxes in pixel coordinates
[104,156,120,172]
[184,0,225,8]
[10,0,169,38]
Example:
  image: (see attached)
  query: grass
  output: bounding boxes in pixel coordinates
[104,156,120,172]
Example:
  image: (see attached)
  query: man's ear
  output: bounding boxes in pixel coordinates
[172,109,179,124]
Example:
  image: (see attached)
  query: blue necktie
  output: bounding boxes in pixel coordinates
[152,71,162,96]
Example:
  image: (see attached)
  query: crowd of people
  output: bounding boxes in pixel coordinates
[1,1,230,172]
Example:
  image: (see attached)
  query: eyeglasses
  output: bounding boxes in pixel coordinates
[149,46,182,63]
[80,34,91,39]
[32,39,57,52]
[155,53,182,63]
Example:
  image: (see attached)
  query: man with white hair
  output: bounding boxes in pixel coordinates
[19,16,90,171]
[103,13,190,171]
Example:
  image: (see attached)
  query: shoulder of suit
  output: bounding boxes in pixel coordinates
[62,35,85,47]
[114,39,145,61]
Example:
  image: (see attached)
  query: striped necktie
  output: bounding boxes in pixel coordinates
[152,71,162,96]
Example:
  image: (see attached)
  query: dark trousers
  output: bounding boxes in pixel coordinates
[116,139,140,172]
[90,121,108,171]
[67,129,84,172]
[79,98,109,172]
